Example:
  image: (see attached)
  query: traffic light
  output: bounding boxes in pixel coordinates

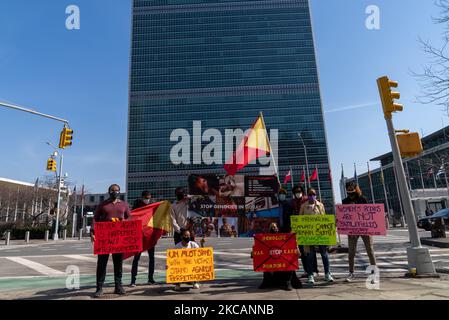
[397,132,423,158]
[59,126,73,149]
[377,76,404,118]
[47,158,57,172]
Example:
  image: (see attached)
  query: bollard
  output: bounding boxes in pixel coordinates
[78,229,83,240]
[44,230,49,242]
[25,231,30,243]
[5,231,10,246]
[63,229,67,240]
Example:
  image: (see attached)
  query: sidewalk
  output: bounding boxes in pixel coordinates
[2,274,449,300]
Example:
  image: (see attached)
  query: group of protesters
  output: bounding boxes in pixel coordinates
[89,181,377,297]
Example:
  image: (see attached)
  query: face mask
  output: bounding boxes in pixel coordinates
[109,191,120,200]
[308,195,317,202]
[278,194,286,202]
[269,228,278,234]
[176,193,185,201]
[347,191,356,198]
[182,236,190,243]
[295,193,303,199]
[142,199,151,205]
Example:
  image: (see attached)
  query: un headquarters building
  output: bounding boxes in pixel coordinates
[127,0,334,212]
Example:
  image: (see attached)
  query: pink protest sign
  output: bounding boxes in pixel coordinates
[336,204,387,236]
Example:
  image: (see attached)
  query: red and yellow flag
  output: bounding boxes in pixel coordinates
[123,201,172,259]
[224,115,271,176]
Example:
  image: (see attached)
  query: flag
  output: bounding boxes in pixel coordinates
[284,170,292,184]
[309,168,318,182]
[224,115,271,176]
[124,201,173,260]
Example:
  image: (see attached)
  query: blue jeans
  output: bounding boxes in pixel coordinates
[306,246,330,276]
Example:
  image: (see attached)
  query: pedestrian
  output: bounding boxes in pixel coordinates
[171,187,190,245]
[91,184,130,298]
[130,191,157,287]
[254,223,302,291]
[300,188,334,284]
[342,181,377,282]
[173,228,201,291]
[289,185,319,278]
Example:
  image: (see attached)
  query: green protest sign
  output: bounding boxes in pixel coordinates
[290,215,337,246]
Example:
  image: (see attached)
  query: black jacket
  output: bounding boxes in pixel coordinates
[342,195,368,205]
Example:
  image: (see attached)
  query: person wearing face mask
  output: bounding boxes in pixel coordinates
[253,223,302,291]
[342,181,377,282]
[278,188,292,233]
[91,184,130,298]
[171,187,191,245]
[299,188,334,284]
[173,228,200,291]
[130,191,157,287]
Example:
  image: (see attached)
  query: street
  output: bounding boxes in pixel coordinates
[0,229,448,300]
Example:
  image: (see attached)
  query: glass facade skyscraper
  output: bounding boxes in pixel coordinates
[127,0,334,211]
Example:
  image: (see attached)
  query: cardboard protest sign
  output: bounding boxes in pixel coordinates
[166,247,215,284]
[94,220,143,255]
[253,233,299,272]
[291,215,337,246]
[336,204,387,236]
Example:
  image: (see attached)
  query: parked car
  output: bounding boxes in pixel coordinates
[417,208,449,231]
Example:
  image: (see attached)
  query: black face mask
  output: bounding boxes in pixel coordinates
[109,191,120,200]
[269,229,278,234]
[176,193,185,201]
[182,236,190,243]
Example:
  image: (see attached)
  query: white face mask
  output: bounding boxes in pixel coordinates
[143,199,151,204]
[295,193,303,199]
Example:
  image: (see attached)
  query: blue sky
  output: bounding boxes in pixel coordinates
[0,1,445,201]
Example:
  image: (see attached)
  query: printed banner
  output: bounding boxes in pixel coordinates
[253,233,299,272]
[290,215,337,246]
[166,247,215,284]
[94,220,143,255]
[336,204,387,236]
[245,175,279,197]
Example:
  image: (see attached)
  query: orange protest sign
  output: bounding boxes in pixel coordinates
[166,247,215,284]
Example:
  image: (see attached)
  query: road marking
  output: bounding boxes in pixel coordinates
[63,255,147,272]
[6,257,65,276]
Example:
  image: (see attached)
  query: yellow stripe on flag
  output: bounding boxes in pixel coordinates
[148,201,173,232]
[245,116,270,153]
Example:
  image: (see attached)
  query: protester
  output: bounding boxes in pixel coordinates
[171,187,190,245]
[91,184,130,298]
[300,188,334,284]
[278,187,293,233]
[342,181,377,282]
[174,228,200,291]
[130,191,157,287]
[254,223,302,291]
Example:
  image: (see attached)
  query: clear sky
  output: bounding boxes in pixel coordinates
[0,0,445,200]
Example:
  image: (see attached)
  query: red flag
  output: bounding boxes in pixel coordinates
[123,201,172,260]
[309,168,318,182]
[284,170,292,184]
[224,115,271,176]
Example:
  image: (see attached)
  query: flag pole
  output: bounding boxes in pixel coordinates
[290,166,294,189]
[367,162,375,204]
[316,165,322,202]
[259,111,281,187]
[380,165,391,229]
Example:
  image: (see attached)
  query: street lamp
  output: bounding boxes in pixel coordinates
[47,142,64,241]
[298,133,310,190]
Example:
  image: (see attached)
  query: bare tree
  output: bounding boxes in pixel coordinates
[415,0,449,114]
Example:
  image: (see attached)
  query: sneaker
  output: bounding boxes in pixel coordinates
[174,284,182,291]
[325,273,334,283]
[283,283,293,291]
[346,273,355,282]
[130,283,136,287]
[192,283,200,289]
[147,279,157,285]
[307,275,315,284]
[114,284,126,295]
[93,288,103,298]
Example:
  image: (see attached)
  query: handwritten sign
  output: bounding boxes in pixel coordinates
[166,248,215,284]
[336,204,387,236]
[291,215,337,245]
[253,233,299,272]
[94,220,143,255]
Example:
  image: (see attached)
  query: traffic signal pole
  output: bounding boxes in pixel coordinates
[378,77,436,275]
[54,152,64,241]
[0,101,69,124]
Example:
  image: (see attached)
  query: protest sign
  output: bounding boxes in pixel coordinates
[291,215,337,245]
[253,233,299,272]
[336,204,387,236]
[166,247,215,284]
[94,220,143,255]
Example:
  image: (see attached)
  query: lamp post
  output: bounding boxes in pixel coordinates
[47,142,64,241]
[298,133,310,190]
